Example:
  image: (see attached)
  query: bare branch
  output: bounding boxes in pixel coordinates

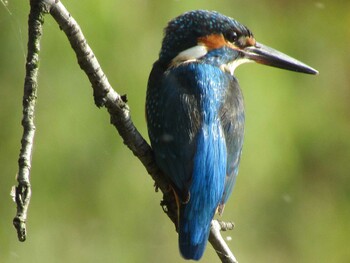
[209,220,238,263]
[48,0,170,192]
[47,0,177,225]
[12,0,47,242]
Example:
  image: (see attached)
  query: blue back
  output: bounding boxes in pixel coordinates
[146,60,245,259]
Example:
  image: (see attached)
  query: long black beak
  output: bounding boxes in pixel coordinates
[244,42,318,75]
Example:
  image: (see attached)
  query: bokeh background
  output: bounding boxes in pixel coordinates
[1,0,349,262]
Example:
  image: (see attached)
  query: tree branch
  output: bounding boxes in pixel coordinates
[209,220,237,263]
[13,0,46,242]
[14,0,237,261]
[47,0,176,223]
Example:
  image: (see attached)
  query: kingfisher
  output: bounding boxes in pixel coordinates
[146,10,317,260]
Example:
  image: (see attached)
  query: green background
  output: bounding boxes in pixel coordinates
[1,0,349,262]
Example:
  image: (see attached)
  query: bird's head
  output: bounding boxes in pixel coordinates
[159,10,318,75]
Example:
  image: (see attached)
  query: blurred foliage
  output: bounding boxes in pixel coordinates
[1,0,349,262]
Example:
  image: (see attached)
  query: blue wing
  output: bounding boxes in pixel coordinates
[146,61,244,259]
[146,61,201,200]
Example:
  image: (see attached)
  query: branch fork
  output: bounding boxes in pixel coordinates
[13,1,237,261]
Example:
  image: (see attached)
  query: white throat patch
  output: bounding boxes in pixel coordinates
[171,45,208,66]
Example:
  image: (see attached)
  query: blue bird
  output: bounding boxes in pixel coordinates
[146,10,317,260]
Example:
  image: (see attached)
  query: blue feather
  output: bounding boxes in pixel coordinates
[179,119,226,260]
[177,65,227,260]
[146,51,245,260]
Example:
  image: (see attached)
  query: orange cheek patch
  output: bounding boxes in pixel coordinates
[198,34,227,50]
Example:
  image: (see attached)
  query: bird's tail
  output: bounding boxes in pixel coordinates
[178,202,214,260]
[177,124,226,260]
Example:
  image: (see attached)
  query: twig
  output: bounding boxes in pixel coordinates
[12,0,46,242]
[209,220,238,263]
[47,0,176,223]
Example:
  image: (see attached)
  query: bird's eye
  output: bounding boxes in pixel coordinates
[225,31,238,43]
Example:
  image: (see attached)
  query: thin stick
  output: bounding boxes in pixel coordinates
[209,220,238,263]
[13,0,45,241]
